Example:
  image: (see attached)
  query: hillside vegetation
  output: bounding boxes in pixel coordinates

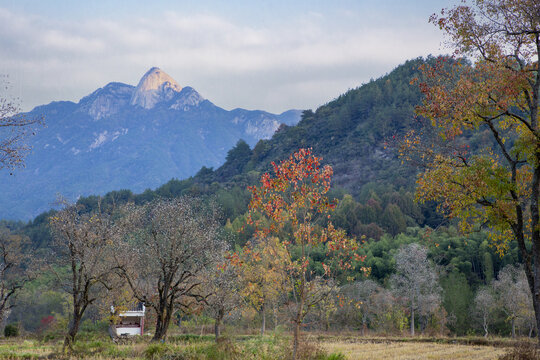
[2,57,526,343]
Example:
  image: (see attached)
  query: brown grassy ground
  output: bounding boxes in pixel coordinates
[0,335,520,360]
[323,340,508,360]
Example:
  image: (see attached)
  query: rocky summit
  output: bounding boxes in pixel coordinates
[130,67,183,109]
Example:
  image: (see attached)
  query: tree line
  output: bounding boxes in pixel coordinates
[0,149,535,358]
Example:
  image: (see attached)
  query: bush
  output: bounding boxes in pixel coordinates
[292,341,328,360]
[4,323,19,337]
[190,339,241,360]
[499,342,540,360]
[145,343,173,360]
[325,353,346,360]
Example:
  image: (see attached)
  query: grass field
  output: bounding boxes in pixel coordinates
[0,335,522,359]
[324,341,508,360]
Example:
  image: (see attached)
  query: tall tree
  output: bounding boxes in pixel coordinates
[493,265,534,338]
[0,228,35,330]
[238,236,288,336]
[247,148,365,360]
[473,286,496,338]
[339,280,381,335]
[49,201,121,350]
[401,0,540,342]
[390,243,441,336]
[204,263,242,342]
[118,197,226,341]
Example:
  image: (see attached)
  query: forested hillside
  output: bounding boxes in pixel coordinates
[3,57,524,338]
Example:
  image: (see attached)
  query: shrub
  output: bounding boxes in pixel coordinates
[4,323,19,337]
[292,340,328,360]
[325,353,346,360]
[499,342,540,360]
[197,339,241,360]
[145,343,173,360]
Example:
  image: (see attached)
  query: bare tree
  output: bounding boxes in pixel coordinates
[474,287,496,338]
[0,228,35,330]
[0,78,43,172]
[390,243,441,336]
[49,201,121,350]
[369,287,403,333]
[493,265,535,338]
[117,197,226,341]
[314,284,338,332]
[339,280,381,335]
[204,264,242,342]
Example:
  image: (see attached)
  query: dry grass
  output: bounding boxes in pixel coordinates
[0,336,518,360]
[0,339,57,358]
[323,340,509,360]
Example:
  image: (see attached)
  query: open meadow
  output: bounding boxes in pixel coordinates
[0,334,527,360]
[323,340,508,360]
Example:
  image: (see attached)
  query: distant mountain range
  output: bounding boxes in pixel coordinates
[1,67,301,219]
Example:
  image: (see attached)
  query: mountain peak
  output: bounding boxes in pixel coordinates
[130,67,182,109]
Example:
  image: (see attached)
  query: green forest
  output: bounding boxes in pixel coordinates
[0,57,529,342]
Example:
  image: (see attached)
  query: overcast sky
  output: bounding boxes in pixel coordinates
[0,0,452,113]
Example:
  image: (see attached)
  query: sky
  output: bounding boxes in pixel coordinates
[0,0,452,113]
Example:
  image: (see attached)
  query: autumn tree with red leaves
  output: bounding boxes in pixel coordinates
[247,148,366,360]
[400,0,540,343]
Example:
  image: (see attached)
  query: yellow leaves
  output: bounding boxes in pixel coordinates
[359,266,371,277]
[408,2,540,262]
[414,149,527,256]
[488,229,512,258]
[236,236,289,307]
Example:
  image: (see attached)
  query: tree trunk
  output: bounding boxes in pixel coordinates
[292,320,301,360]
[292,276,307,360]
[214,316,222,342]
[525,209,540,345]
[153,311,164,341]
[260,302,266,336]
[214,308,224,342]
[362,314,367,336]
[273,303,278,331]
[153,318,167,341]
[535,287,540,345]
[362,321,367,337]
[483,315,488,338]
[520,233,540,346]
[511,318,516,339]
[64,309,82,351]
[292,294,305,360]
[533,67,540,346]
[410,305,415,336]
[152,300,173,341]
[325,310,330,332]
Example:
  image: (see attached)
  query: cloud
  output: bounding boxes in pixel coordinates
[0,6,445,113]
